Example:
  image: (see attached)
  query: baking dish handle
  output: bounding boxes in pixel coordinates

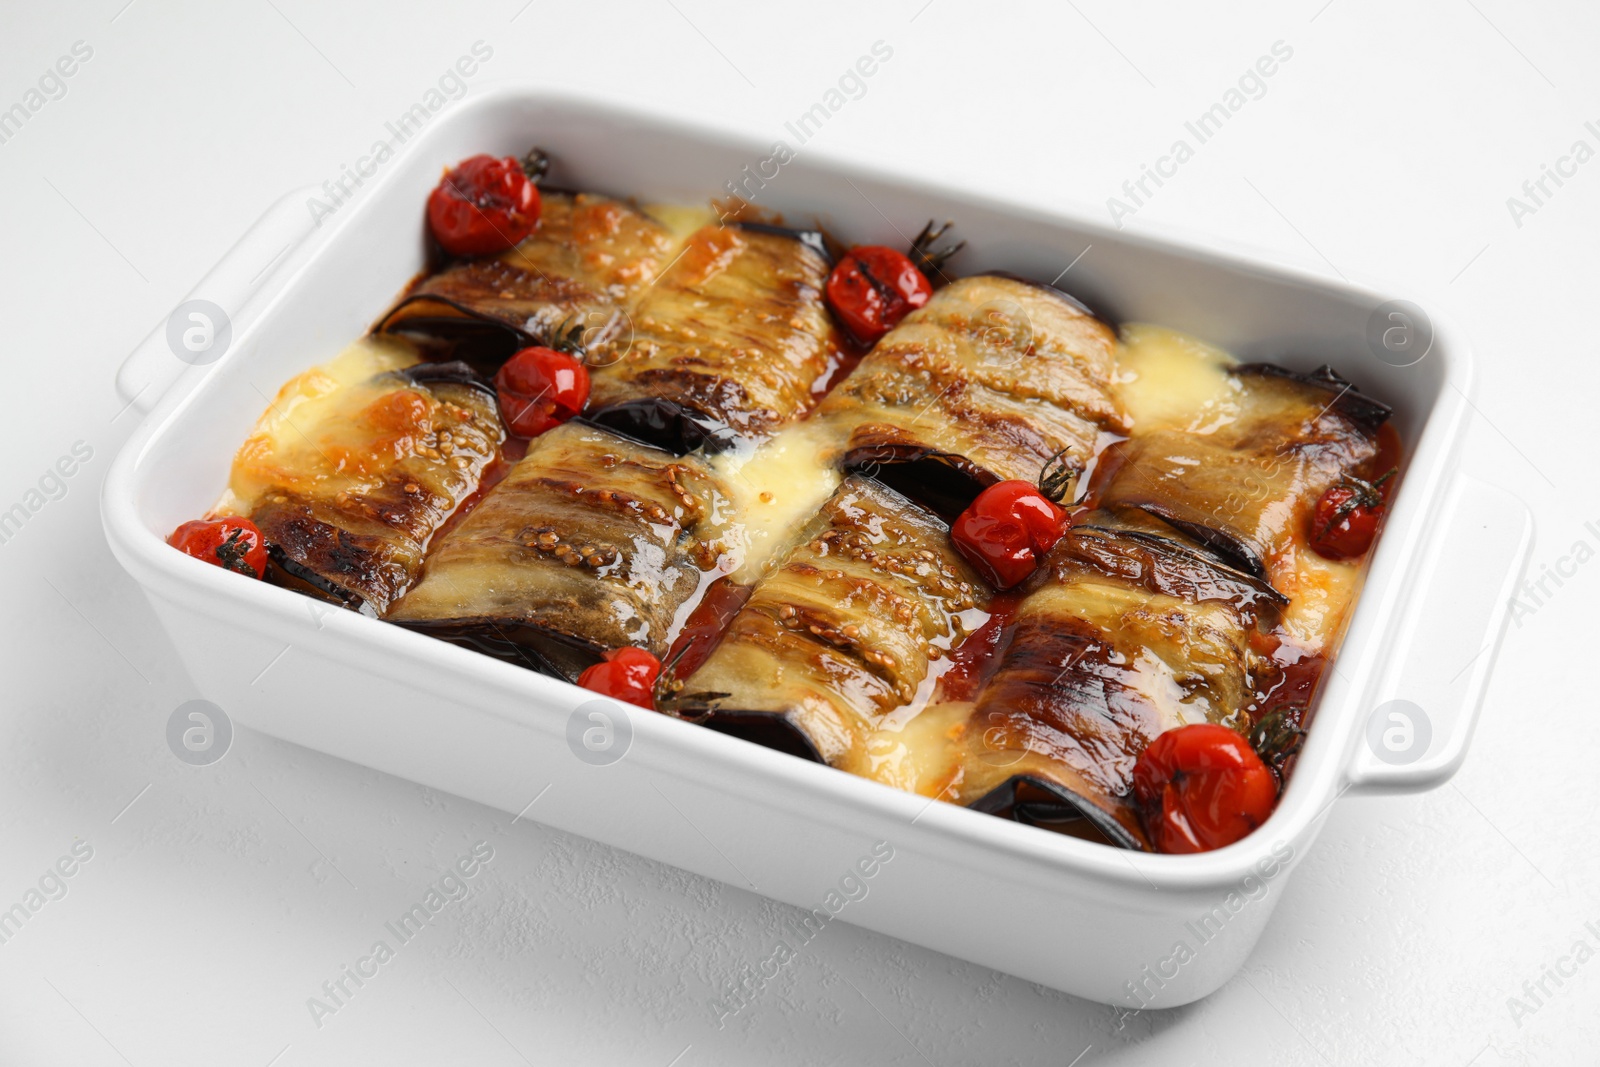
[114,185,322,415]
[1344,472,1534,794]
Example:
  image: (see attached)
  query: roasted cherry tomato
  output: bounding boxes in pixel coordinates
[824,221,964,345]
[426,153,541,257]
[1132,723,1278,854]
[825,245,932,344]
[950,480,1070,590]
[167,517,268,579]
[493,345,590,438]
[577,647,661,710]
[1309,470,1394,560]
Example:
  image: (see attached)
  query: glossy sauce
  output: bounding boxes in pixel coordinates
[809,329,872,402]
[1077,438,1130,512]
[1249,636,1327,721]
[934,592,1025,703]
[664,577,754,681]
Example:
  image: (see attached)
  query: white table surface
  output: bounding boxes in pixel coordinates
[2,2,1596,1063]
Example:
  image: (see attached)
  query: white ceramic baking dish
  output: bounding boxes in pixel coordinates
[102,88,1533,1008]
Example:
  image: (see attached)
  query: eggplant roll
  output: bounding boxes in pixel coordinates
[227,339,505,615]
[814,274,1129,517]
[1097,363,1391,578]
[669,476,988,765]
[583,222,842,452]
[380,192,688,347]
[386,420,737,676]
[956,512,1286,849]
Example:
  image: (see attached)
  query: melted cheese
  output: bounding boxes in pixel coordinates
[228,336,420,511]
[1114,323,1239,433]
[1270,540,1363,656]
[640,202,719,243]
[708,419,845,584]
[848,699,973,796]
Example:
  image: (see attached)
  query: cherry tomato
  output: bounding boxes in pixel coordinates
[577,647,661,710]
[1309,470,1393,560]
[950,480,1069,590]
[426,154,541,257]
[1132,723,1278,854]
[825,245,932,344]
[167,517,268,579]
[493,346,590,437]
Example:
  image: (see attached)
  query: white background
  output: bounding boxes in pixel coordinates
[1,2,1596,1064]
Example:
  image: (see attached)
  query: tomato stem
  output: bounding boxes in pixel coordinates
[1037,447,1082,505]
[907,219,965,282]
[546,317,589,361]
[521,147,550,185]
[214,527,259,577]
[1318,467,1396,538]
[1249,707,1305,781]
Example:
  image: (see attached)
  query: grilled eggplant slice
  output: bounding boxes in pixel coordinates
[955,512,1285,849]
[228,339,504,616]
[584,221,843,452]
[386,420,738,676]
[814,274,1128,517]
[1096,362,1390,578]
[379,192,687,358]
[668,476,988,766]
